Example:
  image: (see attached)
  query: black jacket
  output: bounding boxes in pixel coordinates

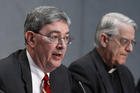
[0,49,72,93]
[69,49,136,93]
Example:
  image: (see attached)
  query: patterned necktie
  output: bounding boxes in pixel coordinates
[42,74,51,93]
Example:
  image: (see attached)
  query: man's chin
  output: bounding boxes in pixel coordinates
[118,60,126,65]
[51,60,62,68]
[48,62,61,72]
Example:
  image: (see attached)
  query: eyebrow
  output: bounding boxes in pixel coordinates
[121,36,135,41]
[47,30,70,35]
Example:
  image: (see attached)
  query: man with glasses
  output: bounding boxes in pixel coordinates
[69,12,137,93]
[0,6,72,93]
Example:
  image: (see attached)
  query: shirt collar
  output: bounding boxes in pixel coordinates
[108,68,117,74]
[26,50,50,79]
[103,62,117,74]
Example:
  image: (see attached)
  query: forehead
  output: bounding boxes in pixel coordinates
[118,22,135,39]
[40,21,69,34]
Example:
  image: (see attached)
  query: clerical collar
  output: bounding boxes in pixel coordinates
[108,68,116,74]
[103,61,117,74]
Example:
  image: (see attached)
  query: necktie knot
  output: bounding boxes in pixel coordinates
[43,74,49,81]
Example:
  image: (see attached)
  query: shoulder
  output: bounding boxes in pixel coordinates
[0,49,24,64]
[69,50,97,73]
[0,49,25,75]
[118,65,134,81]
[69,51,98,81]
[0,49,24,62]
[70,51,94,68]
[118,65,133,75]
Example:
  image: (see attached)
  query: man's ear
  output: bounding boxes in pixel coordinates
[99,33,109,47]
[25,31,36,48]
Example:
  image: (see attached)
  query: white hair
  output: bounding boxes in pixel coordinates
[94,12,137,48]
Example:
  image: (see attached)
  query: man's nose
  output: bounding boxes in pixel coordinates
[56,39,67,50]
[126,42,133,52]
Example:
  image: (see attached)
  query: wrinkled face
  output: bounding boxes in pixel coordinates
[104,23,135,67]
[33,21,69,72]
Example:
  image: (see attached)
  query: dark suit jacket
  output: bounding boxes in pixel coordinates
[69,49,136,93]
[0,49,72,93]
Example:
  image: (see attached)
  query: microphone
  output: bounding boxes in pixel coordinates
[78,81,87,93]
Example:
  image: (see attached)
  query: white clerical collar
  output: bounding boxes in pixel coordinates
[108,68,116,74]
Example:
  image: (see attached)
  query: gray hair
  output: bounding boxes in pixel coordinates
[94,12,137,48]
[24,6,71,33]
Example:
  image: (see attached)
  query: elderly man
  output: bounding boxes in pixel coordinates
[0,6,72,93]
[69,12,137,93]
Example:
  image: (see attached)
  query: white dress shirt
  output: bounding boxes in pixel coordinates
[26,50,50,93]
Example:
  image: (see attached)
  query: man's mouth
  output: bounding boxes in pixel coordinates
[52,52,63,60]
[52,53,62,56]
[121,54,128,56]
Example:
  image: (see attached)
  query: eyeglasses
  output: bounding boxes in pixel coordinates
[107,34,136,47]
[118,38,136,47]
[36,32,72,45]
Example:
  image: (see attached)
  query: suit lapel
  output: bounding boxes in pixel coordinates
[50,71,56,93]
[90,49,114,93]
[18,50,32,93]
